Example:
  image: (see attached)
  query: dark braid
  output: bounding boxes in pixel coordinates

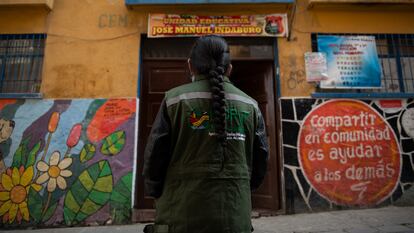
[209,66,226,144]
[189,36,230,146]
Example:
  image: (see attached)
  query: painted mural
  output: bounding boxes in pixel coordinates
[281,98,414,213]
[0,98,136,228]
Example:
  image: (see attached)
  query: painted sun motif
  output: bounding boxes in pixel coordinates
[0,166,42,223]
[36,151,73,192]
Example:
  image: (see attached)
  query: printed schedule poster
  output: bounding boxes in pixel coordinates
[317,35,382,89]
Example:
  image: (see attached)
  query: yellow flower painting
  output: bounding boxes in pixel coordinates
[0,166,42,223]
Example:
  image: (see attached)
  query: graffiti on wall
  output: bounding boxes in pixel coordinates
[281,98,414,213]
[0,99,136,227]
[98,14,129,28]
[286,55,306,90]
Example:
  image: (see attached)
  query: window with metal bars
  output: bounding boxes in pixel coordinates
[0,34,46,97]
[311,33,414,98]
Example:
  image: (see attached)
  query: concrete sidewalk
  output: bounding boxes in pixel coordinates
[2,206,414,233]
[253,206,414,233]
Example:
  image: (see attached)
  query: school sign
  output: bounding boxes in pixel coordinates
[148,14,288,38]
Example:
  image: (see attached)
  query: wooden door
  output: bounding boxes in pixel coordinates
[137,59,279,212]
[231,60,280,212]
[136,60,190,209]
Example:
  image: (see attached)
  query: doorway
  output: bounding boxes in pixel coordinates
[135,36,280,219]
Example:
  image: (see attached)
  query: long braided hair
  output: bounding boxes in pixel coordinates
[189,35,230,146]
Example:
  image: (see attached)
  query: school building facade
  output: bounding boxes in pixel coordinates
[0,0,413,228]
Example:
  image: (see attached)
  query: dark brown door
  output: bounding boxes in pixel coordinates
[231,60,280,212]
[136,60,190,209]
[136,37,280,216]
[136,59,280,213]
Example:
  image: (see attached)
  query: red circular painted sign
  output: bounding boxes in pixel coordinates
[298,100,401,206]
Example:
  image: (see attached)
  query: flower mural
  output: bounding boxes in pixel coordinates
[36,151,73,192]
[0,166,41,223]
[0,98,136,228]
[66,124,82,155]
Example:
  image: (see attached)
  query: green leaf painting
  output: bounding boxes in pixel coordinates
[11,137,41,169]
[42,201,58,222]
[25,141,41,168]
[27,187,43,223]
[80,143,96,163]
[110,172,132,224]
[11,137,30,168]
[63,160,113,225]
[100,131,126,156]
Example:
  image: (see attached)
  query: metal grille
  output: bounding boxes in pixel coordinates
[311,33,414,94]
[0,34,46,94]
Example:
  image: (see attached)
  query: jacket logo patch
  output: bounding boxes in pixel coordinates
[189,111,210,129]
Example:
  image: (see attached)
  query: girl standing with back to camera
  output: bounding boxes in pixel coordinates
[143,35,269,233]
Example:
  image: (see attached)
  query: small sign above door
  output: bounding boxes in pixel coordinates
[148,14,288,38]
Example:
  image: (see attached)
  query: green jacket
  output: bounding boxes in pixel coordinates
[143,75,269,233]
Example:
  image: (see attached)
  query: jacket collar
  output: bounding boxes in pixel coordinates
[194,74,231,83]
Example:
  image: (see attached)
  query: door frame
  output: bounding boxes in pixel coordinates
[134,34,284,214]
[272,38,285,214]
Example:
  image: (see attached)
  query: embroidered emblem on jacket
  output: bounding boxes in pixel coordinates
[189,111,210,129]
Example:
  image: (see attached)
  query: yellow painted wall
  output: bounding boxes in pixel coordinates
[39,0,289,98]
[279,0,414,97]
[41,0,144,98]
[40,0,290,98]
[1,0,414,98]
[0,7,49,33]
[0,0,289,98]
